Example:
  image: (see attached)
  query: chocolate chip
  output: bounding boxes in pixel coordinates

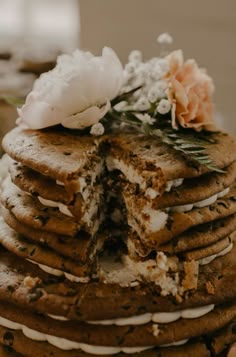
[231,322,236,334]
[7,285,15,293]
[35,215,49,226]
[19,246,27,252]
[137,306,146,314]
[3,331,14,347]
[30,248,36,256]
[217,202,228,209]
[29,288,43,302]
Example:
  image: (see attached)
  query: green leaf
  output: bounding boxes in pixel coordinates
[111,86,142,107]
[151,127,226,173]
[2,96,25,106]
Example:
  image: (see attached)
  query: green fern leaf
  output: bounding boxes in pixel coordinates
[152,127,226,173]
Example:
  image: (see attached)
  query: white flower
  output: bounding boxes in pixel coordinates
[132,88,142,99]
[134,97,150,111]
[157,99,171,115]
[90,122,105,136]
[135,63,148,80]
[125,62,137,75]
[17,47,123,130]
[136,113,155,125]
[148,87,161,103]
[148,80,167,103]
[157,33,173,45]
[128,50,143,63]
[114,101,128,112]
[157,58,169,74]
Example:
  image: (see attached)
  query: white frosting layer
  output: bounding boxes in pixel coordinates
[27,259,89,283]
[38,196,73,217]
[88,313,152,326]
[22,325,46,341]
[161,338,189,347]
[56,180,64,186]
[0,316,154,354]
[82,190,101,227]
[165,178,184,192]
[198,242,234,265]
[87,304,214,325]
[142,206,168,233]
[145,188,159,199]
[106,157,147,190]
[56,160,103,194]
[106,156,184,198]
[169,187,230,213]
[38,185,102,229]
[48,314,69,321]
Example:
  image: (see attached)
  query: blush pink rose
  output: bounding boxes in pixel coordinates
[166,50,216,132]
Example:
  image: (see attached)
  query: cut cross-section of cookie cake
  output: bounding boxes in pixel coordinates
[0,41,236,356]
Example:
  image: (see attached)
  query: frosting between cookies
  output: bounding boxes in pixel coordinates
[0,314,193,353]
[38,186,102,231]
[169,187,230,213]
[86,304,214,325]
[0,315,154,354]
[160,338,189,347]
[27,259,90,283]
[198,242,233,265]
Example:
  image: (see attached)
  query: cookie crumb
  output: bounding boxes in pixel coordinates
[206,281,215,295]
[182,260,199,291]
[175,293,183,303]
[23,276,41,289]
[152,323,160,337]
[130,281,139,287]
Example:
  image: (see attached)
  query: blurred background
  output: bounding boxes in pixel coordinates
[0,0,235,155]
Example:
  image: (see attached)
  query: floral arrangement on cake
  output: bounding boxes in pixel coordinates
[15,34,222,172]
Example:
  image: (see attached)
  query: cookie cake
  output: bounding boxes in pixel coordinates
[0,36,236,356]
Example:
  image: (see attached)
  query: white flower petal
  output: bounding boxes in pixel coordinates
[16,101,64,129]
[18,47,123,130]
[100,47,124,99]
[62,100,111,129]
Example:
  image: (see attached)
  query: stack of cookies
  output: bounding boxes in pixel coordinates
[0,124,235,356]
